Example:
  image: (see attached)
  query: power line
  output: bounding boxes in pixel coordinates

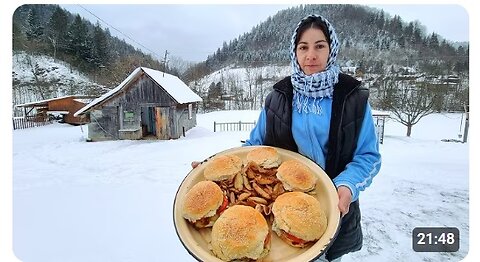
[76,4,162,60]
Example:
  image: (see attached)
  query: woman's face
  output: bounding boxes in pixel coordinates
[295,27,330,75]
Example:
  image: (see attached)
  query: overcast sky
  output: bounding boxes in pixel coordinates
[59,4,469,63]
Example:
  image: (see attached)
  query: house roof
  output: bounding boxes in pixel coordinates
[74,67,202,116]
[15,95,95,107]
[372,110,390,117]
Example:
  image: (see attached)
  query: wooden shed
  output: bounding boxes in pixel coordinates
[15,95,96,125]
[74,67,203,141]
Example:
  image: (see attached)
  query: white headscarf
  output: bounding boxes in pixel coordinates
[290,15,340,114]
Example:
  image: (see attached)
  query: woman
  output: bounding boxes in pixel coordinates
[244,14,381,261]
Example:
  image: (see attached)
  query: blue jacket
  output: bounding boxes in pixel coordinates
[245,98,381,202]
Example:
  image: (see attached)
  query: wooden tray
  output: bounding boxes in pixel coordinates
[173,146,341,262]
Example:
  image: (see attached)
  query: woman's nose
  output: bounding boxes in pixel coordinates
[306,50,317,60]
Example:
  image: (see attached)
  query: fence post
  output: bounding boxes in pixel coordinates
[463,104,469,143]
[239,121,242,131]
[214,121,216,132]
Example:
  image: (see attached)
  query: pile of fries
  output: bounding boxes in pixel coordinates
[216,161,286,220]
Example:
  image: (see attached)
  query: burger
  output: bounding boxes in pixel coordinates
[182,181,229,228]
[271,192,327,248]
[276,159,318,192]
[211,205,271,261]
[246,146,281,169]
[203,154,243,182]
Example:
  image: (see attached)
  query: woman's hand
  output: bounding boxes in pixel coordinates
[337,186,352,217]
[191,161,201,169]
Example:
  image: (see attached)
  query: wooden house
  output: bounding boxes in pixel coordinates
[15,95,96,125]
[74,67,203,141]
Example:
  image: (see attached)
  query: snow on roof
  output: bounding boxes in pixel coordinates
[74,67,202,116]
[73,98,96,104]
[372,110,390,117]
[16,95,74,107]
[141,67,202,104]
[47,111,69,114]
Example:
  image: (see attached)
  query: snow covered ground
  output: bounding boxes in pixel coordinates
[12,111,470,262]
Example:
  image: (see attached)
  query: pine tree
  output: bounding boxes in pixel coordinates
[46,6,68,60]
[428,33,440,49]
[13,21,25,51]
[65,14,92,69]
[24,8,44,44]
[91,21,109,67]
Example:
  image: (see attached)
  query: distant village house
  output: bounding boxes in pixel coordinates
[74,67,202,141]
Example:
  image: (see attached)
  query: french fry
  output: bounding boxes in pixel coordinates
[248,196,268,205]
[255,175,277,185]
[246,168,257,179]
[243,175,252,190]
[255,204,264,214]
[234,173,244,190]
[252,182,271,200]
[229,191,236,204]
[263,204,272,215]
[272,182,285,198]
[264,184,273,195]
[238,192,251,201]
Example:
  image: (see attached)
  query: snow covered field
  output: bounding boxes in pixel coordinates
[12,111,469,262]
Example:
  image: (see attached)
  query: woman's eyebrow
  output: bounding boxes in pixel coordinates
[298,39,328,45]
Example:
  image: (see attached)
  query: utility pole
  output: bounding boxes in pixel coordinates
[163,50,168,77]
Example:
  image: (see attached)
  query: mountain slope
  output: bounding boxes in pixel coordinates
[184,4,468,82]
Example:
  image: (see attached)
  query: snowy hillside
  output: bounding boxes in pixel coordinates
[191,65,291,110]
[12,52,106,115]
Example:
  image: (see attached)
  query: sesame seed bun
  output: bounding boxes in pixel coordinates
[182,181,224,224]
[204,154,243,181]
[246,147,281,169]
[271,192,327,247]
[276,160,318,192]
[211,205,271,261]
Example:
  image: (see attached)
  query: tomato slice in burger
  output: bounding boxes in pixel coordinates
[217,196,229,214]
[285,232,307,245]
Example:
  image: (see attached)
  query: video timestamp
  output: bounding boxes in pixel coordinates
[412,227,459,252]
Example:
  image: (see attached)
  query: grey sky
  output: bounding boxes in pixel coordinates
[60,4,469,63]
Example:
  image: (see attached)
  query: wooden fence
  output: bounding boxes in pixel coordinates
[13,117,51,130]
[214,121,256,132]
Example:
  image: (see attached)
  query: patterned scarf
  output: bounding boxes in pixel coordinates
[290,15,340,114]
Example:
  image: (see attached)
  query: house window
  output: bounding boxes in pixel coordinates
[188,104,193,119]
[124,111,135,122]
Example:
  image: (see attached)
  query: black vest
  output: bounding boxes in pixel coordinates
[264,74,369,261]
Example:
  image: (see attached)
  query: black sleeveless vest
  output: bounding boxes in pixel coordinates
[264,74,369,261]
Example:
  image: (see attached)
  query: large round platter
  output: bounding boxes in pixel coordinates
[173,146,341,262]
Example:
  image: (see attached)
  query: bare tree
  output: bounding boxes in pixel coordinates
[245,66,254,101]
[380,76,439,137]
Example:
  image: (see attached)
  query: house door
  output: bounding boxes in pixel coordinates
[141,107,156,137]
[155,107,169,139]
